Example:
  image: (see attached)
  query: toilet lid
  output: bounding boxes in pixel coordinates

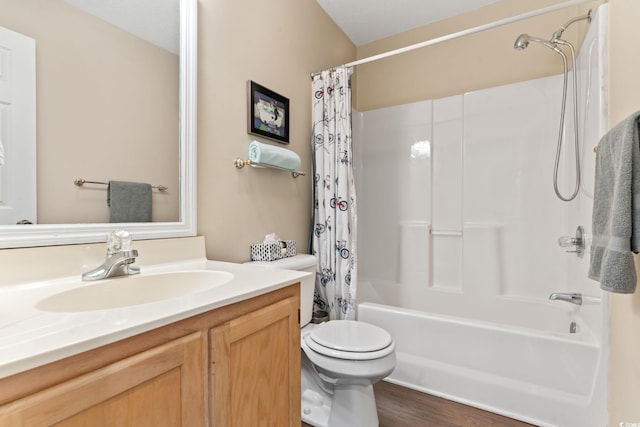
[305,320,394,360]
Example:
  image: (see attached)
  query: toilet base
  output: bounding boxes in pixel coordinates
[301,353,380,427]
[329,383,379,427]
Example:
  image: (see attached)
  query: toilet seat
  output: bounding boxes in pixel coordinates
[305,320,395,361]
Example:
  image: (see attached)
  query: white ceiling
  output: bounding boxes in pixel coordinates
[63,0,502,54]
[316,0,502,46]
[63,0,180,54]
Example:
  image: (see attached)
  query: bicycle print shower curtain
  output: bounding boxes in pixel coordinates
[311,66,358,320]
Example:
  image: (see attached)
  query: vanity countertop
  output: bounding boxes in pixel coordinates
[0,257,309,379]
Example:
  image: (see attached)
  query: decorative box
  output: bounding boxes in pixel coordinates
[250,242,282,262]
[250,240,297,261]
[282,240,297,257]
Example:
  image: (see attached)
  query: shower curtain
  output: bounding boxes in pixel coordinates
[311,66,357,320]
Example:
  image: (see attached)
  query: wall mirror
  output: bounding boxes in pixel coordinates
[0,0,197,248]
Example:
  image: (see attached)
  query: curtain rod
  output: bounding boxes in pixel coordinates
[311,0,597,78]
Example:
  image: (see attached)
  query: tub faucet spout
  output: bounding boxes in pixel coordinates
[549,292,582,305]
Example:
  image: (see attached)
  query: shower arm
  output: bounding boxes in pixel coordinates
[550,10,592,43]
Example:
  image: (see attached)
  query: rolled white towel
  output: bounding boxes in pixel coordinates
[249,140,300,171]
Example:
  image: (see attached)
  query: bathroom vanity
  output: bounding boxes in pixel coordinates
[0,237,305,426]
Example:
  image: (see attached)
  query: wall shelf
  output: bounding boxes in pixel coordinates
[233,158,305,178]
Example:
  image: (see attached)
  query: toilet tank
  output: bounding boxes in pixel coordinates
[244,254,317,326]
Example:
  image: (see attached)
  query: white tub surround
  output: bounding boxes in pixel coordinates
[0,236,310,378]
[353,5,608,427]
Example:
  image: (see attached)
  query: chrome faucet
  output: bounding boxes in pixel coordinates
[82,230,140,281]
[549,292,582,305]
[82,250,139,281]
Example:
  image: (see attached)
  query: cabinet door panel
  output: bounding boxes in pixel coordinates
[0,332,204,427]
[211,297,301,427]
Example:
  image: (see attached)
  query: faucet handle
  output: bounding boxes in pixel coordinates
[557,235,577,247]
[107,230,133,256]
[557,225,585,258]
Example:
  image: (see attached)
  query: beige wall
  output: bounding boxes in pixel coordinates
[0,0,180,224]
[197,0,355,263]
[354,0,600,111]
[608,0,640,424]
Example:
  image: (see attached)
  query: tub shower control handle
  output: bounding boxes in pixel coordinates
[557,236,578,246]
[558,225,585,258]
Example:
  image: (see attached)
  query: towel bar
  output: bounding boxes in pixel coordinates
[233,158,305,178]
[74,178,168,192]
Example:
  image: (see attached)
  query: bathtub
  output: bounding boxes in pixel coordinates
[358,301,606,427]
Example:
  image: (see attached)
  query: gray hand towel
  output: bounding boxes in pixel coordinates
[107,180,152,223]
[588,111,640,293]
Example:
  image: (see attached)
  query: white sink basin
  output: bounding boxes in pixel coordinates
[35,270,234,312]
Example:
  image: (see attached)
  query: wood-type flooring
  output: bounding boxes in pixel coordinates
[301,380,535,427]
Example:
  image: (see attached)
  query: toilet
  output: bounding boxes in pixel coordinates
[246,254,396,427]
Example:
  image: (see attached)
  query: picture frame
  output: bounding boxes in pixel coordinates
[247,80,290,144]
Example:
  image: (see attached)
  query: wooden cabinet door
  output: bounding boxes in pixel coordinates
[211,297,301,427]
[0,332,204,427]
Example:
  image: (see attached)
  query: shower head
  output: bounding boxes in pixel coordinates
[516,11,592,53]
[514,34,549,50]
[514,33,532,50]
[513,34,562,54]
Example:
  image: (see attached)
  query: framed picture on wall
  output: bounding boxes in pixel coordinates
[247,80,290,144]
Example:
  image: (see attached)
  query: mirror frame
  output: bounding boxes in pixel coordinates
[0,0,197,249]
